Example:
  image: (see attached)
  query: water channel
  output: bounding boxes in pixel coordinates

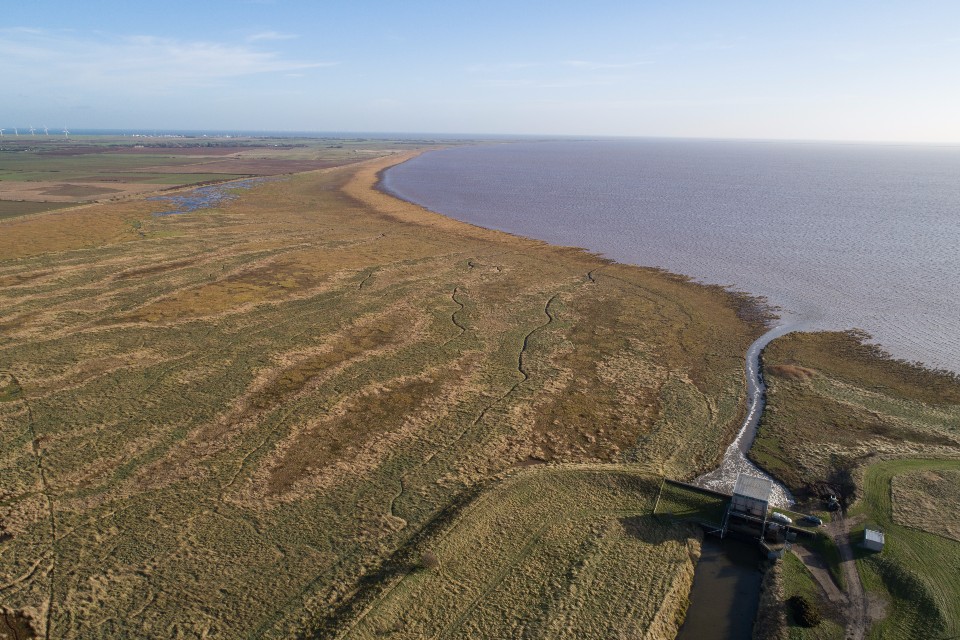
[676,322,801,638]
[675,537,765,640]
[695,323,798,508]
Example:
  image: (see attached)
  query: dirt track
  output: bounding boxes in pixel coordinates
[790,512,870,638]
[791,545,844,603]
[828,513,869,640]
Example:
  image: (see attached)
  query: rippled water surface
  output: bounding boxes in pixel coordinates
[384,139,960,373]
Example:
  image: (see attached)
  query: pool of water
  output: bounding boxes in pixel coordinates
[149,178,271,215]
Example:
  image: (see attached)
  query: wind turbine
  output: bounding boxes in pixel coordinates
[62,128,70,138]
[43,126,49,136]
[13,127,18,136]
[0,129,4,137]
[29,125,36,136]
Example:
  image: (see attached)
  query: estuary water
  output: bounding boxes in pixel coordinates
[383,139,960,374]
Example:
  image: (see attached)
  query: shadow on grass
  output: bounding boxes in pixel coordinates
[620,514,687,546]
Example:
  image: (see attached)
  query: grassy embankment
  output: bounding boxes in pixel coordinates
[779,553,845,640]
[1,147,762,638]
[340,467,697,640]
[753,331,960,638]
[854,458,960,639]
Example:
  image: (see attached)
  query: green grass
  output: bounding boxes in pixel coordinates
[781,553,845,639]
[804,532,845,591]
[852,458,960,640]
[654,480,728,526]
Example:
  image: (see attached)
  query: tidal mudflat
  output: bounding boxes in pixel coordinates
[384,139,960,374]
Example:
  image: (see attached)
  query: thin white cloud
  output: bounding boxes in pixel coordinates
[563,60,652,70]
[247,31,299,42]
[466,62,543,73]
[480,76,625,90]
[0,28,336,92]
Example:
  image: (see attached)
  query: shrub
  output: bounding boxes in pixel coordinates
[787,595,821,627]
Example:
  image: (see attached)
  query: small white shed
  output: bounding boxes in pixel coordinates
[863,528,885,552]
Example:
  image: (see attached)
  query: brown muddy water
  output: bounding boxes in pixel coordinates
[384,139,960,374]
[676,537,765,640]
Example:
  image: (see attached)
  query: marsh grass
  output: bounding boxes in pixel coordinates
[0,152,762,638]
[752,331,960,498]
[891,468,960,542]
[341,467,697,640]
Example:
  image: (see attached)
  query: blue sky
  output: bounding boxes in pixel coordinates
[2,1,959,142]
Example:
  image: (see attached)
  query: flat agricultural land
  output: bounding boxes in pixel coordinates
[0,144,762,638]
[0,135,426,213]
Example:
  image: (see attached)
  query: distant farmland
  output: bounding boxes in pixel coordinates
[0,135,420,216]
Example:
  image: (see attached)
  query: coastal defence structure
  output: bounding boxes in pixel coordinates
[721,474,773,539]
[655,474,815,547]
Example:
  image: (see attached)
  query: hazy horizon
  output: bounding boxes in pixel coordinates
[4,1,960,144]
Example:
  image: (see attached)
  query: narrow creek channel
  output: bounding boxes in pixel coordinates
[695,323,798,507]
[678,323,800,639]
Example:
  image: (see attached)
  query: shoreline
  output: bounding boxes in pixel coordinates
[377,142,960,377]
[372,149,793,501]
[4,142,957,638]
[373,147,960,497]
[351,153,960,638]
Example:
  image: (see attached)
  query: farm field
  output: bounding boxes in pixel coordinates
[0,135,432,215]
[0,145,763,638]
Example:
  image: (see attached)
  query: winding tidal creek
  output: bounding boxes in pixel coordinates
[695,324,797,507]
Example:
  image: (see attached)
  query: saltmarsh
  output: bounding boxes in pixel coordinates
[1,150,761,638]
[754,331,960,638]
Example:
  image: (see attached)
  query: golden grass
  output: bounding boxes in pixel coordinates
[340,467,697,640]
[0,149,763,638]
[766,363,817,380]
[0,201,147,259]
[891,469,960,542]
